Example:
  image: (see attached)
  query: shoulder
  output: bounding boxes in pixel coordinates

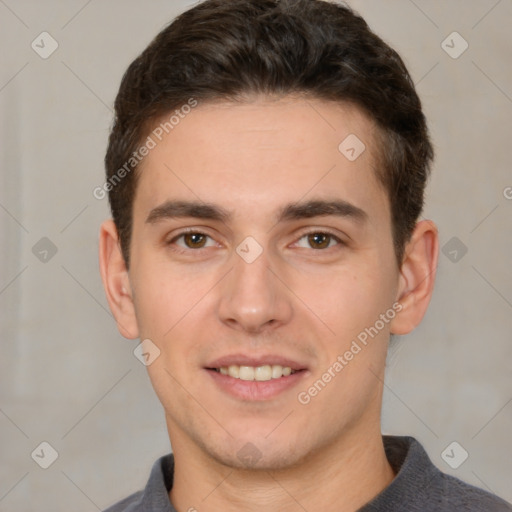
[371,436,512,512]
[102,490,144,512]
[432,471,512,511]
[101,453,175,512]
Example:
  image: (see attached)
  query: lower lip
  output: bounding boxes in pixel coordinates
[205,369,308,401]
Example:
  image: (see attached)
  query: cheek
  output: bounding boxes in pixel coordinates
[293,260,396,344]
[132,278,173,338]
[130,242,204,331]
[130,255,221,370]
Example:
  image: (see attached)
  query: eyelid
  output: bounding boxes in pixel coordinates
[165,227,347,252]
[166,227,219,248]
[291,228,347,248]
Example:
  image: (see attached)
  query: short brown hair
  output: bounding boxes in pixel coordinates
[105,0,433,268]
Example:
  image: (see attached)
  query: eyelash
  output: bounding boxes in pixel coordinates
[167,228,346,252]
[293,229,345,250]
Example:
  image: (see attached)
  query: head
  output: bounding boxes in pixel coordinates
[100,0,438,471]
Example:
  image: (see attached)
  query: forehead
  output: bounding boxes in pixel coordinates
[134,96,388,224]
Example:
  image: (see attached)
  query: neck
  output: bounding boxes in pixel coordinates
[168,420,395,512]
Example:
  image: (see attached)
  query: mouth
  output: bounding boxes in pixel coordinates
[208,364,299,381]
[204,356,309,401]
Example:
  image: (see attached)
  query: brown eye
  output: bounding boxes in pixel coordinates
[169,231,218,253]
[307,233,333,249]
[295,232,341,250]
[183,233,207,248]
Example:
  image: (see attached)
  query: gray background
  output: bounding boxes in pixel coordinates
[1,0,511,510]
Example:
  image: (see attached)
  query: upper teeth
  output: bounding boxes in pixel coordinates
[217,365,295,381]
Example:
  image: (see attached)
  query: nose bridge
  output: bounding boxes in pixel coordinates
[216,243,292,331]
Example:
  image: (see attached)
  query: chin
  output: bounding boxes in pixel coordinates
[203,434,309,472]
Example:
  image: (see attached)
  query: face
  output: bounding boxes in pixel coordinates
[125,96,402,470]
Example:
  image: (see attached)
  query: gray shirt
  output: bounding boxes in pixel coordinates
[103,435,512,511]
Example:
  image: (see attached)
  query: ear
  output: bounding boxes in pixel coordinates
[390,219,439,335]
[98,220,139,339]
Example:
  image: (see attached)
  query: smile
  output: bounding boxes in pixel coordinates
[214,364,297,381]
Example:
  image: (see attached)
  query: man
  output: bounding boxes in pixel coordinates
[99,0,512,510]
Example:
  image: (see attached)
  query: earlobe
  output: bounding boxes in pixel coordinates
[98,220,139,339]
[390,220,439,335]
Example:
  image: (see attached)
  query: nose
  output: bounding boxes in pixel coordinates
[216,246,293,334]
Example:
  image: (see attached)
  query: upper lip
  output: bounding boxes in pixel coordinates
[205,354,308,371]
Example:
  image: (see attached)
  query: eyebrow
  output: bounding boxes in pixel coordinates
[146,201,231,224]
[278,199,368,224]
[145,199,368,225]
